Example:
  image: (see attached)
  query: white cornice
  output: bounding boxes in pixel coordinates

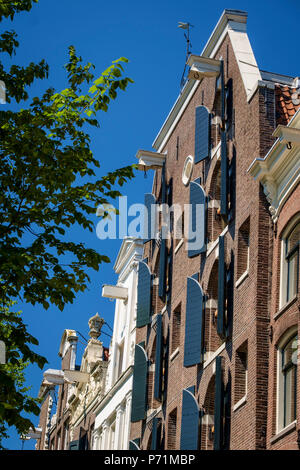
[113,237,143,275]
[136,149,166,170]
[248,110,300,222]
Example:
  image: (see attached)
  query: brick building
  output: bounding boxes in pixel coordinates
[129,9,300,450]
[249,100,300,448]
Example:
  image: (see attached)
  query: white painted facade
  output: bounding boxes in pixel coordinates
[93,237,143,450]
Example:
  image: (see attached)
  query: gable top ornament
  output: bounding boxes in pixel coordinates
[88,313,105,339]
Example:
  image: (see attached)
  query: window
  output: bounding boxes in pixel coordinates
[63,421,69,450]
[234,342,248,405]
[278,332,298,431]
[57,431,61,450]
[237,218,250,280]
[168,409,177,449]
[109,420,116,449]
[117,342,124,380]
[281,222,300,306]
[171,304,181,353]
[207,162,226,245]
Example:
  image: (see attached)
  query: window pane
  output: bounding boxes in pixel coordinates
[287,251,298,301]
[283,336,297,366]
[284,366,297,426]
[287,223,300,254]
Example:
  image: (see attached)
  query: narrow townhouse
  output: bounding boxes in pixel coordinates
[129,9,300,450]
[92,237,143,449]
[249,98,300,448]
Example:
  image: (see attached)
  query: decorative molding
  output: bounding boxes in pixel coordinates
[187,55,221,80]
[249,110,300,222]
[136,149,166,170]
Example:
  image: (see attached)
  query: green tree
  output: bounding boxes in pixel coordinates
[0,0,135,442]
[0,301,45,448]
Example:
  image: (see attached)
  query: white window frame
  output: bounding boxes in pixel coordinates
[279,217,300,309]
[276,326,298,434]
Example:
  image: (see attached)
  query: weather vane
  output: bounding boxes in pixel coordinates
[178,22,194,90]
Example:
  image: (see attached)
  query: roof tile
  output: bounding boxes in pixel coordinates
[275,84,300,125]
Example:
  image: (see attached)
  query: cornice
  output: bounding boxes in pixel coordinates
[249,109,300,222]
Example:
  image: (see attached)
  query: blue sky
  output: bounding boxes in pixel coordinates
[2,0,299,449]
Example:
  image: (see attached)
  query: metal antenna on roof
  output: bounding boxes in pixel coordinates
[178,22,194,90]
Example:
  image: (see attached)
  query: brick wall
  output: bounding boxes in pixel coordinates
[129,29,289,450]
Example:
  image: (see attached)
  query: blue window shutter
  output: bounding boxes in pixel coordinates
[217,235,226,338]
[220,130,228,216]
[69,440,79,450]
[180,386,199,450]
[151,417,161,450]
[158,236,166,299]
[129,438,140,450]
[136,261,151,328]
[161,162,166,204]
[188,180,207,258]
[154,314,163,400]
[131,343,148,422]
[195,105,211,163]
[184,277,204,367]
[144,193,156,241]
[214,356,224,450]
[220,60,225,122]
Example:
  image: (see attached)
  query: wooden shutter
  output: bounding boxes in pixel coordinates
[131,343,148,422]
[217,235,226,338]
[220,130,228,216]
[136,261,151,328]
[225,257,234,338]
[129,438,140,450]
[184,277,204,367]
[158,236,166,299]
[154,314,163,400]
[195,105,211,163]
[151,417,161,450]
[214,356,224,450]
[180,386,199,450]
[161,162,166,204]
[69,440,79,450]
[188,180,207,258]
[144,193,156,241]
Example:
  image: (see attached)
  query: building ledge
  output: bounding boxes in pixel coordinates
[174,238,184,254]
[233,395,247,412]
[235,270,249,288]
[170,347,180,362]
[203,342,226,370]
[274,295,298,321]
[206,225,229,258]
[270,420,297,445]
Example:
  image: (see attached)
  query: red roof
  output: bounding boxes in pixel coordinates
[276,85,300,125]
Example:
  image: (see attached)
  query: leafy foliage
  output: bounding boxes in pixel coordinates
[0,0,136,443]
[0,301,47,447]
